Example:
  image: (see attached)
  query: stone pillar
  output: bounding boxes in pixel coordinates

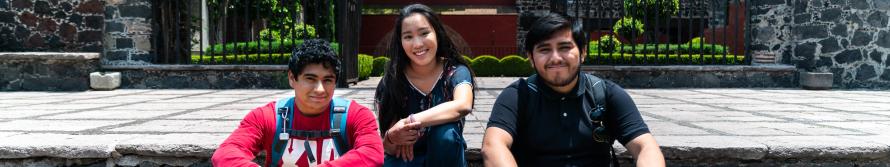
[515,0,550,55]
[103,0,153,65]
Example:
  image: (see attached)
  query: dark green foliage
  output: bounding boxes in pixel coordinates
[596,35,622,53]
[259,24,317,40]
[471,55,501,76]
[372,57,389,76]
[587,53,745,65]
[205,40,339,55]
[191,53,290,64]
[623,0,680,20]
[462,56,473,65]
[613,17,645,40]
[614,44,729,55]
[499,55,534,76]
[358,54,373,80]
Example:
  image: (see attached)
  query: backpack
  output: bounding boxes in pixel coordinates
[517,73,619,166]
[270,97,352,167]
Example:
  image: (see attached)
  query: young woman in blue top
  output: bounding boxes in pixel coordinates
[374,3,476,167]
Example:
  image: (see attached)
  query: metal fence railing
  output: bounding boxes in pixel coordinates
[152,0,359,65]
[554,0,750,65]
[151,0,360,85]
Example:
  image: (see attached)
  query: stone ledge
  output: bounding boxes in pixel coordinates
[582,65,797,72]
[582,65,798,88]
[1,52,100,91]
[2,134,889,166]
[0,52,100,60]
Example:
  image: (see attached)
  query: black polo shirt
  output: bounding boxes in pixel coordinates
[486,73,650,166]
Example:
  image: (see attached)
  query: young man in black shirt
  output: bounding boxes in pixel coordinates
[482,13,665,166]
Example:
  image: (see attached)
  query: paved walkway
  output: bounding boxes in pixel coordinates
[2,77,890,165]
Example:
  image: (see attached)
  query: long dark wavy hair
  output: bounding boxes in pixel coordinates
[375,4,474,134]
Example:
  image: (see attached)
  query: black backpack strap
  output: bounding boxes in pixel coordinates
[517,78,529,132]
[583,74,620,167]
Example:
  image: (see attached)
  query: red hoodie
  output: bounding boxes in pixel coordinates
[212,100,383,167]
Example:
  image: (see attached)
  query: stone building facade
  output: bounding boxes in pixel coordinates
[0,0,105,52]
[749,0,890,88]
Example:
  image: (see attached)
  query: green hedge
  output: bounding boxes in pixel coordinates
[471,55,501,76]
[593,35,621,53]
[587,53,745,65]
[191,53,289,64]
[588,43,728,55]
[205,40,340,55]
[358,54,374,80]
[462,56,473,65]
[499,55,534,76]
[372,57,389,76]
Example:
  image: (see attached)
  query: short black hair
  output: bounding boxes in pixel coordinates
[288,39,340,79]
[522,12,588,55]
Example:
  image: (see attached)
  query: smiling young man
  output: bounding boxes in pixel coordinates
[212,39,383,167]
[481,13,665,166]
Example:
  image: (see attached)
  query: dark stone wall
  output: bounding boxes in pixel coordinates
[0,53,99,91]
[750,0,890,89]
[0,0,105,52]
[117,69,291,89]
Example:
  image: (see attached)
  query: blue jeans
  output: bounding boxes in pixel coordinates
[384,122,466,167]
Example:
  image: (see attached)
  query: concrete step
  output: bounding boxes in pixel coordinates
[3,87,890,166]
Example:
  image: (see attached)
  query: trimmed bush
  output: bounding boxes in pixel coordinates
[613,17,645,40]
[688,37,705,45]
[499,55,533,76]
[471,55,501,76]
[614,44,729,55]
[596,35,621,53]
[191,53,290,64]
[372,57,389,76]
[358,54,374,80]
[462,56,473,65]
[205,40,340,55]
[587,53,745,65]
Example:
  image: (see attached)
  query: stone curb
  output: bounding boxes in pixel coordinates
[0,52,100,60]
[582,65,797,72]
[2,134,890,162]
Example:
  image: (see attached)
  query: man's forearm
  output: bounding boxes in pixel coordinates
[482,144,517,167]
[627,133,665,167]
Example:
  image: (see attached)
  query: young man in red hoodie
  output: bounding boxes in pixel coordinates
[212,39,384,167]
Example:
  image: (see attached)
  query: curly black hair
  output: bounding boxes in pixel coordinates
[288,39,340,80]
